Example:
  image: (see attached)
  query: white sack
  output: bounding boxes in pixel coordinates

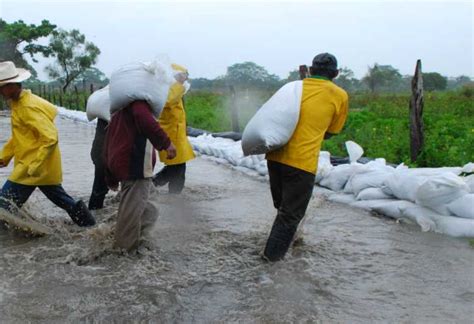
[315,151,333,184]
[415,173,469,214]
[350,199,397,211]
[371,200,416,219]
[109,61,174,117]
[345,141,364,163]
[381,170,428,202]
[401,206,474,238]
[327,193,357,205]
[347,166,395,195]
[241,81,303,155]
[461,162,474,174]
[447,194,474,219]
[319,163,363,192]
[465,175,474,193]
[356,187,393,201]
[86,86,111,122]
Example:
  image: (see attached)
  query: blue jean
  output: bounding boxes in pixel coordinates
[0,180,76,214]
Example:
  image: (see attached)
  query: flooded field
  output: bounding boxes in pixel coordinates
[0,115,473,323]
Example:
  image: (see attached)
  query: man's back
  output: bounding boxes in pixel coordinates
[266,77,348,174]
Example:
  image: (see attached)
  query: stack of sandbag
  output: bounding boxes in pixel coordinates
[109,61,174,116]
[86,86,110,122]
[241,81,303,155]
[318,141,474,238]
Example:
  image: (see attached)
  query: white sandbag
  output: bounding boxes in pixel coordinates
[462,162,474,174]
[464,175,474,193]
[241,81,303,155]
[327,193,357,205]
[109,61,174,117]
[319,163,363,192]
[347,167,395,195]
[447,194,474,219]
[356,187,393,201]
[345,141,364,163]
[86,86,111,122]
[315,151,333,184]
[415,173,469,212]
[401,206,474,238]
[381,170,428,202]
[371,200,417,219]
[350,199,397,211]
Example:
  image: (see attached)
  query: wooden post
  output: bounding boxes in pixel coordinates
[229,85,240,132]
[409,59,424,163]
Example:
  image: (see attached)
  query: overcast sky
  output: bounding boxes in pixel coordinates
[1,0,472,81]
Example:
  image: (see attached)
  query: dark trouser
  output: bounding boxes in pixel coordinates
[88,164,109,210]
[263,160,315,261]
[152,163,186,194]
[0,180,95,227]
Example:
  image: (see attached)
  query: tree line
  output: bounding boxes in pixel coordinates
[0,18,472,96]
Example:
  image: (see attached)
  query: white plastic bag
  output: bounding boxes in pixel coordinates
[86,86,111,122]
[241,81,303,155]
[109,61,174,116]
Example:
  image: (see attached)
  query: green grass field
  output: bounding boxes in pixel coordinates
[184,88,474,167]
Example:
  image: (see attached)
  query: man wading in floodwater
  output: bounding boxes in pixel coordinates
[0,61,96,227]
[263,53,349,261]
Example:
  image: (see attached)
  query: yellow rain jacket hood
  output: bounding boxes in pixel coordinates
[158,64,195,165]
[0,90,63,185]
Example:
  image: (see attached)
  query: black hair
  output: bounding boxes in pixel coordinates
[309,67,338,80]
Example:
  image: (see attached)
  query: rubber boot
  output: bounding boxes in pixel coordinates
[263,217,297,262]
[69,200,96,227]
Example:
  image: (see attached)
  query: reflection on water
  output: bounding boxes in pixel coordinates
[0,116,473,323]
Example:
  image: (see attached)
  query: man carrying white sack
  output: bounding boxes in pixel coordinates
[152,64,195,194]
[104,63,177,251]
[263,53,349,261]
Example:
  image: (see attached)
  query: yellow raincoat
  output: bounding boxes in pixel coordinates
[0,90,62,185]
[158,64,195,165]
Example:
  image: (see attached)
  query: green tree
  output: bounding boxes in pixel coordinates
[0,19,56,77]
[334,67,361,92]
[46,29,101,92]
[74,67,109,88]
[362,64,402,93]
[423,72,447,91]
[286,69,300,82]
[225,62,281,89]
[448,75,472,89]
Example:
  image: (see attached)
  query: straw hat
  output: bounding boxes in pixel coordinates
[0,61,31,86]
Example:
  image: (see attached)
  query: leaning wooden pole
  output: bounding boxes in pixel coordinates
[409,59,424,163]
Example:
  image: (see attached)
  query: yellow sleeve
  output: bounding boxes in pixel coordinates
[0,137,15,165]
[327,93,349,134]
[166,82,186,106]
[21,106,59,176]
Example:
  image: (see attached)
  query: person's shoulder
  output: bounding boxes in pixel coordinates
[328,82,348,100]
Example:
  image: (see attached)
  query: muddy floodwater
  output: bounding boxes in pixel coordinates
[0,115,473,323]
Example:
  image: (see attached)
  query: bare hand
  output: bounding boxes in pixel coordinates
[0,159,7,168]
[165,143,177,160]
